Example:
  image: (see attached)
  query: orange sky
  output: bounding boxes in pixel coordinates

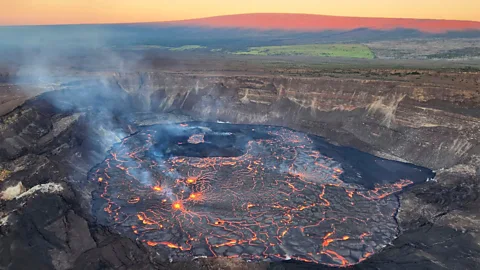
[1,0,479,26]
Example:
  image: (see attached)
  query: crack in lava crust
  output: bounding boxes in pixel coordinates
[90,123,421,267]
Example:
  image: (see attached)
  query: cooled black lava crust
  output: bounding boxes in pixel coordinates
[90,122,434,266]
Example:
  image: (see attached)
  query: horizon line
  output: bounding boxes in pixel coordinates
[1,12,480,27]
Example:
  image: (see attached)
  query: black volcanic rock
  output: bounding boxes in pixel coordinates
[0,67,479,269]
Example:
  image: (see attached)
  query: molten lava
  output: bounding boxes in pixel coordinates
[172,202,184,211]
[189,192,203,201]
[186,177,197,184]
[90,123,432,266]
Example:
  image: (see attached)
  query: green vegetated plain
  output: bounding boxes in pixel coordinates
[129,45,207,51]
[169,45,207,51]
[127,43,375,59]
[233,44,375,59]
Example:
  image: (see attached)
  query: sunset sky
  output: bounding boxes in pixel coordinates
[1,0,479,26]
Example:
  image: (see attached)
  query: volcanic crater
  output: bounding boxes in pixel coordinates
[89,122,433,266]
[1,68,478,270]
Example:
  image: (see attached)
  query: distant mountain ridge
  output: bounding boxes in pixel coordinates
[158,13,480,33]
[1,13,480,57]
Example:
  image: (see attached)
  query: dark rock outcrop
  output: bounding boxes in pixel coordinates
[0,68,479,269]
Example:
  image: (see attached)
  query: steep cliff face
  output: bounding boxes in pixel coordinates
[1,69,479,269]
[107,71,480,171]
[105,71,480,269]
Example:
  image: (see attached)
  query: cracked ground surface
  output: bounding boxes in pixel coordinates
[90,122,433,266]
[0,63,479,269]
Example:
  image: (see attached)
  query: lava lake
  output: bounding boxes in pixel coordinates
[90,122,434,267]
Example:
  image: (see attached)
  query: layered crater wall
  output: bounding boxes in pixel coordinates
[1,68,479,269]
[102,71,480,249]
[104,71,480,171]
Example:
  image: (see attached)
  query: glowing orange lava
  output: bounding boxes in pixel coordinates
[172,202,184,211]
[189,192,203,201]
[127,196,140,204]
[91,124,432,267]
[147,241,158,246]
[186,177,197,184]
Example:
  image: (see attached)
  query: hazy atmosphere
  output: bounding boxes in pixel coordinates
[1,1,479,270]
[1,0,480,25]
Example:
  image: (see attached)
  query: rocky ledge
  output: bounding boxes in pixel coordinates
[0,68,479,269]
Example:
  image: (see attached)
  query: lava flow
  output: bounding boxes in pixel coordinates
[90,123,428,267]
